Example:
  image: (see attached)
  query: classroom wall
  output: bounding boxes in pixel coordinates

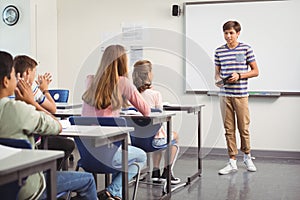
[2,0,299,153]
[0,0,58,86]
[56,0,300,153]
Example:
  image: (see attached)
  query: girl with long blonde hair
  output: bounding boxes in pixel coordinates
[81,44,150,200]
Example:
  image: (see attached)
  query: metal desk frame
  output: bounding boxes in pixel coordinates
[0,148,63,200]
[59,125,134,200]
[163,105,205,184]
[122,112,177,200]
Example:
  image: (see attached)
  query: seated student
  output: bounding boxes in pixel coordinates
[81,44,150,200]
[0,50,97,200]
[132,59,180,184]
[13,55,75,170]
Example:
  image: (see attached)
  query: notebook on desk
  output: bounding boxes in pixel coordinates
[56,103,82,109]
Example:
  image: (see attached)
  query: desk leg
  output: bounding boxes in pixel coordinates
[46,161,57,200]
[162,117,172,199]
[122,136,129,200]
[198,110,202,175]
[187,109,202,184]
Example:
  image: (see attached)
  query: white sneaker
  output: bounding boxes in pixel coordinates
[218,159,238,175]
[244,154,257,172]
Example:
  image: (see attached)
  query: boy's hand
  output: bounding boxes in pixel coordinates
[17,72,31,83]
[37,72,52,92]
[215,78,224,88]
[227,72,239,83]
[15,78,35,105]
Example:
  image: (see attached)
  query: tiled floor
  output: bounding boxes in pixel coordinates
[69,150,300,200]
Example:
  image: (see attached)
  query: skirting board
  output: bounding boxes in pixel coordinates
[179,146,300,160]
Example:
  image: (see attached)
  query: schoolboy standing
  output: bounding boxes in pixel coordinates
[214,20,259,175]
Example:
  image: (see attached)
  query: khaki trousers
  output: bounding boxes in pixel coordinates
[220,96,251,156]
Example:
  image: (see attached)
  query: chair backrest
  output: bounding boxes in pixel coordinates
[69,116,128,127]
[125,108,165,153]
[68,116,127,173]
[0,181,20,200]
[0,138,32,149]
[48,89,69,102]
[126,118,162,152]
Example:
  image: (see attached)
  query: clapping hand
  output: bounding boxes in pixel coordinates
[15,73,35,105]
[37,72,52,92]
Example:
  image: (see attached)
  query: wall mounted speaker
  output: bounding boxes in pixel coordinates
[172,5,180,16]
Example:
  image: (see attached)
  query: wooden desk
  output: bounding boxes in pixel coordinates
[121,112,176,200]
[163,104,205,184]
[0,147,64,200]
[60,125,134,200]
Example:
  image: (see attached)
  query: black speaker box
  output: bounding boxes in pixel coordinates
[172,5,180,16]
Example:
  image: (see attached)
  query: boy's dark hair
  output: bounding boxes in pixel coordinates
[13,55,38,76]
[223,20,241,33]
[0,51,13,85]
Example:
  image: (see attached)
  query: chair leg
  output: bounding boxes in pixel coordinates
[147,152,151,170]
[140,152,151,177]
[131,163,141,200]
[170,144,180,172]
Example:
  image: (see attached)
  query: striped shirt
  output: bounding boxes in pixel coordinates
[214,42,256,97]
[32,81,46,104]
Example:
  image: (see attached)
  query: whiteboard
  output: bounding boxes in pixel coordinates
[184,0,300,94]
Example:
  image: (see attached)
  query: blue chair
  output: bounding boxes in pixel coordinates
[0,138,71,200]
[68,116,141,200]
[0,181,20,200]
[124,108,177,180]
[0,138,32,149]
[48,89,69,102]
[124,108,175,152]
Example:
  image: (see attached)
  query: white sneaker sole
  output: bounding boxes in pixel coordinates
[246,168,257,172]
[151,177,161,183]
[218,168,238,175]
[160,178,181,185]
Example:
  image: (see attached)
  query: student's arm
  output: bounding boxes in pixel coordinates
[229,61,259,82]
[155,90,163,111]
[15,79,62,132]
[240,61,259,79]
[37,73,57,114]
[39,92,57,114]
[119,77,151,116]
[215,66,223,87]
[129,90,151,116]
